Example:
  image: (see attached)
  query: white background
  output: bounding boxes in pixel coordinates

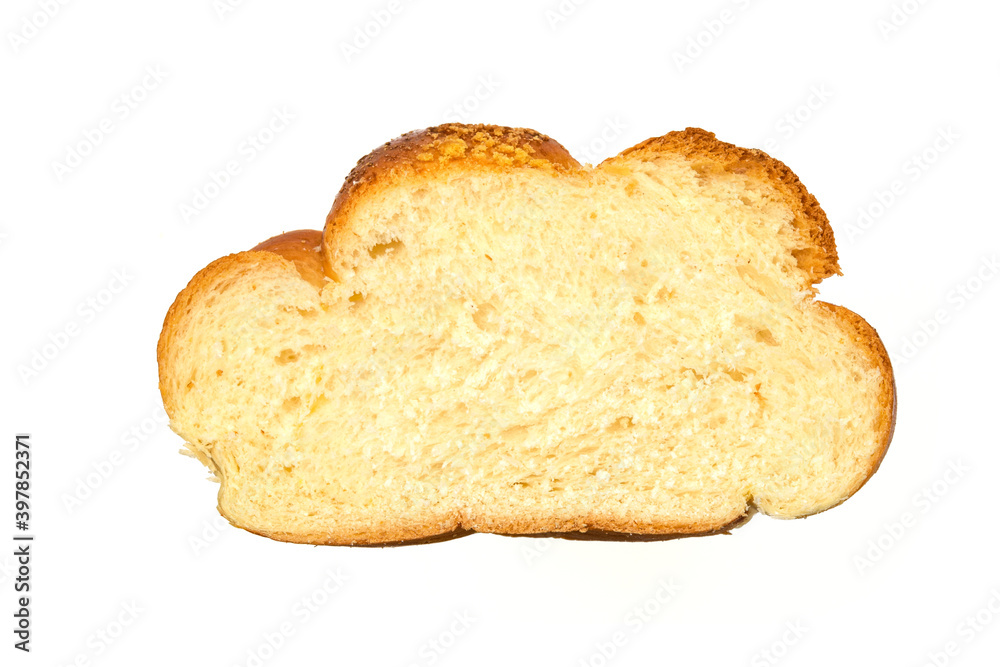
[2,1,999,665]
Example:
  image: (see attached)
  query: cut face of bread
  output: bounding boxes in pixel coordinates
[158,125,895,546]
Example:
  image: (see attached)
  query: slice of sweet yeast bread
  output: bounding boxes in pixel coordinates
[158,124,895,545]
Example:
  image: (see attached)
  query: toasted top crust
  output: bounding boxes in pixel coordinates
[613,128,840,283]
[325,124,839,284]
[252,230,326,288]
[324,124,582,266]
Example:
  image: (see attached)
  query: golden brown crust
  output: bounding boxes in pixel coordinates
[326,125,839,284]
[507,510,757,543]
[251,229,327,288]
[613,127,841,284]
[323,124,581,274]
[223,490,750,546]
[239,512,756,547]
[157,250,310,430]
[157,253,246,421]
[815,302,897,499]
[234,510,753,547]
[239,524,475,548]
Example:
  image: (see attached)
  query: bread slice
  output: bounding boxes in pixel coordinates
[158,124,895,546]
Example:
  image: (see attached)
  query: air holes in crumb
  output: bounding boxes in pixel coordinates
[725,369,746,382]
[281,397,301,413]
[755,329,778,346]
[472,302,500,333]
[216,369,223,377]
[280,305,318,318]
[275,349,300,365]
[607,416,633,433]
[349,292,364,304]
[633,312,645,325]
[640,259,648,268]
[654,286,674,301]
[368,240,403,258]
[737,264,760,282]
[501,425,529,445]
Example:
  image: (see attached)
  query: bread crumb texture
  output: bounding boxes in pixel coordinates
[158,125,895,545]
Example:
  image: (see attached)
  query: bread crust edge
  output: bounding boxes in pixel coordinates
[814,301,897,508]
[613,127,841,284]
